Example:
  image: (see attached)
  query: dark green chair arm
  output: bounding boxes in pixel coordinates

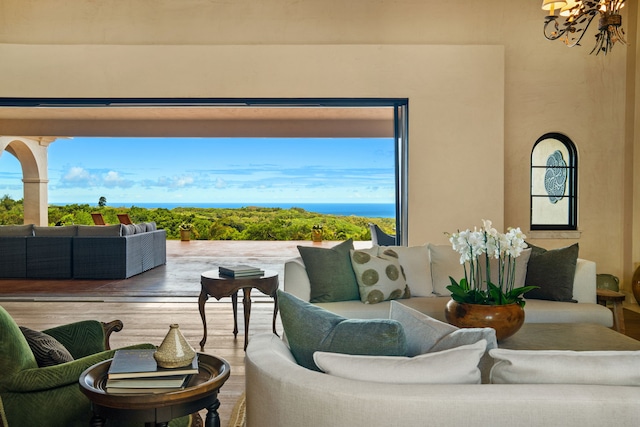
[0,395,7,427]
[2,343,154,393]
[44,319,123,358]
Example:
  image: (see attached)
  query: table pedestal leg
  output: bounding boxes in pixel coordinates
[272,292,279,337]
[243,288,252,350]
[198,289,209,351]
[90,414,106,427]
[231,291,239,338]
[205,398,222,427]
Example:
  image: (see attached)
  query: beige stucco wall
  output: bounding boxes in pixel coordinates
[0,0,638,297]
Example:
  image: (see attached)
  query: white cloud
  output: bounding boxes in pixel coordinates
[157,175,195,189]
[64,166,92,182]
[103,170,134,188]
[215,178,227,189]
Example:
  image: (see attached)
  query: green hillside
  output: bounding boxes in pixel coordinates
[0,195,395,241]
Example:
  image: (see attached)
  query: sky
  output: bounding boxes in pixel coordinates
[0,137,395,206]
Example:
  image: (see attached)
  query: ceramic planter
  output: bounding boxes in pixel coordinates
[444,299,525,341]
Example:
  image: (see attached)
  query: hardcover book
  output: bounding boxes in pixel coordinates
[106,375,189,389]
[219,265,264,277]
[108,349,198,380]
[105,386,186,394]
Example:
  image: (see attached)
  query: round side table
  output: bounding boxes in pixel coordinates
[79,353,230,427]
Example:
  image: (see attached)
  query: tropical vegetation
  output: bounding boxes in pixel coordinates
[0,195,395,241]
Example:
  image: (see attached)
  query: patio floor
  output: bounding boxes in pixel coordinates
[0,239,373,302]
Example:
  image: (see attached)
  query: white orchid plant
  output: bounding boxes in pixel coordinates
[446,219,537,307]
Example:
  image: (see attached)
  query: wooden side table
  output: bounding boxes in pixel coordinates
[596,288,626,334]
[199,269,279,351]
[79,353,230,427]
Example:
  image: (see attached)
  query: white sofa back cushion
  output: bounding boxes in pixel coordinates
[313,339,486,385]
[490,348,640,386]
[378,244,434,296]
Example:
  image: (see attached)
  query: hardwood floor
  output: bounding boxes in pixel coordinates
[1,299,279,427]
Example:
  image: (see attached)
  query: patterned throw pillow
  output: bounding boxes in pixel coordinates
[350,247,410,304]
[19,326,74,367]
[377,244,434,297]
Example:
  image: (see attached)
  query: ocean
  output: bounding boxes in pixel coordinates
[87,202,396,218]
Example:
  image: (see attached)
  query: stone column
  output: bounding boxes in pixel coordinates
[22,177,49,226]
[0,136,56,226]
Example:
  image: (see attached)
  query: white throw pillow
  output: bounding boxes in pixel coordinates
[314,340,487,384]
[350,248,410,304]
[389,300,457,356]
[490,348,640,386]
[378,244,434,297]
[428,243,464,296]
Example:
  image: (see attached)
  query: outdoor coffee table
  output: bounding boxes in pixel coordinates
[499,322,640,351]
[79,353,230,427]
[199,269,279,351]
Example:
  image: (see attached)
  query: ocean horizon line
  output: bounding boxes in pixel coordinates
[49,202,396,218]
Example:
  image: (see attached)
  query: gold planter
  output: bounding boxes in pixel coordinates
[444,299,525,341]
[180,229,191,241]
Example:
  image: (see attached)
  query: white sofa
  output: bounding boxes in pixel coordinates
[245,246,629,427]
[246,333,640,427]
[284,249,613,327]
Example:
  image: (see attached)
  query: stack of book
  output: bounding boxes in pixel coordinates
[106,349,199,394]
[219,265,264,278]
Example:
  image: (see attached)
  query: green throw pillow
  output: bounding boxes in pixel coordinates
[277,290,407,371]
[297,239,360,302]
[524,243,579,302]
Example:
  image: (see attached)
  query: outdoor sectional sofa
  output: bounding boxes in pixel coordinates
[0,223,166,279]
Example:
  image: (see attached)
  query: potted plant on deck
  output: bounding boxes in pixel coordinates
[311,224,323,242]
[444,219,537,340]
[179,223,193,241]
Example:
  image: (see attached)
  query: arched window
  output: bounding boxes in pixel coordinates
[530,133,577,230]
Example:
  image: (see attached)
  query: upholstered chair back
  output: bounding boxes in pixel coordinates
[0,305,38,388]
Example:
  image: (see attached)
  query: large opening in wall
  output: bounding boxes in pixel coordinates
[0,98,409,244]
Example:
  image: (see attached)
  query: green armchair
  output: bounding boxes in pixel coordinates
[0,305,197,427]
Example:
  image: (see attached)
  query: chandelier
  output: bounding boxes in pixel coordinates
[542,0,626,55]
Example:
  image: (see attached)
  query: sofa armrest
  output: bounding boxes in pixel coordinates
[571,259,596,304]
[284,257,312,302]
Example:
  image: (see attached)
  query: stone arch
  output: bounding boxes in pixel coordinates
[0,136,56,226]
